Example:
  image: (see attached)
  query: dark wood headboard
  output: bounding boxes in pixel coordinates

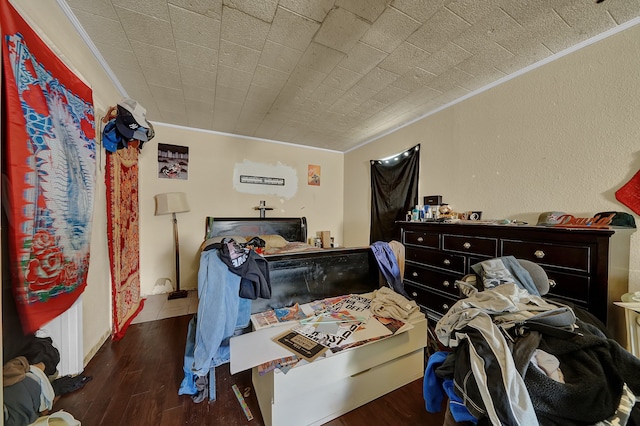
[205,217,308,243]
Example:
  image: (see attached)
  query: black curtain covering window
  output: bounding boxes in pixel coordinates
[370,145,420,243]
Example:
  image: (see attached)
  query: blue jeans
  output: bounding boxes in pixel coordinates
[179,249,251,400]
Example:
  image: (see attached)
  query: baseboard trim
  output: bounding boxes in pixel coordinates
[83,329,110,369]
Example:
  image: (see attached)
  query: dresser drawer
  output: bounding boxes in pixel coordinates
[545,270,590,304]
[405,282,458,317]
[501,240,590,272]
[404,263,461,297]
[404,231,439,248]
[406,247,465,274]
[253,316,427,426]
[443,234,498,257]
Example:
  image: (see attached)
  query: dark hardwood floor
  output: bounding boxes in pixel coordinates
[53,314,445,425]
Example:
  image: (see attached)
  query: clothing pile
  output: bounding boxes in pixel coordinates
[203,237,270,300]
[425,257,640,426]
[102,98,154,153]
[179,242,271,402]
[370,240,409,297]
[3,336,90,425]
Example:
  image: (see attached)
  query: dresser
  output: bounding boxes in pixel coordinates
[399,221,633,344]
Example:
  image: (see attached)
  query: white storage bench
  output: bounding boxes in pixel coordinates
[252,313,427,426]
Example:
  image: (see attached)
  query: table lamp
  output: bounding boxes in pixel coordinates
[155,192,190,299]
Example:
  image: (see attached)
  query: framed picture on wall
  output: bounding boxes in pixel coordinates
[158,143,189,180]
[308,165,320,186]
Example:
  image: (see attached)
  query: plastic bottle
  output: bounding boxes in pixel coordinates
[411,205,420,221]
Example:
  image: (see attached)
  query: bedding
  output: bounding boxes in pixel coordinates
[259,240,318,255]
[200,234,318,255]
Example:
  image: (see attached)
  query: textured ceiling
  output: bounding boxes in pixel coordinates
[63,0,640,152]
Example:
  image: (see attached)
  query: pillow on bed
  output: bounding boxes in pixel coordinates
[259,234,288,249]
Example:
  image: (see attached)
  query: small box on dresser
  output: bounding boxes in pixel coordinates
[399,221,634,345]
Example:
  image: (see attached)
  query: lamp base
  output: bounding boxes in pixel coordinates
[168,289,189,300]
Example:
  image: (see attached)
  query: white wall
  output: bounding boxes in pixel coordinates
[138,126,345,295]
[344,22,640,293]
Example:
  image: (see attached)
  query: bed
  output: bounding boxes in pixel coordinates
[182,216,397,407]
[199,217,429,424]
[202,216,381,314]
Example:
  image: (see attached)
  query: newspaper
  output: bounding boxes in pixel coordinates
[234,292,417,374]
[253,294,411,360]
[289,294,400,352]
[251,303,313,330]
[250,295,354,330]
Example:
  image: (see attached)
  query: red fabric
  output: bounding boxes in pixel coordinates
[1,0,95,333]
[616,169,640,215]
[106,146,144,340]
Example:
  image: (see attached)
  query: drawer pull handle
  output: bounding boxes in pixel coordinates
[417,237,424,242]
[549,279,557,288]
[442,304,449,310]
[443,281,450,287]
[534,250,545,259]
[412,272,418,277]
[443,259,451,265]
[463,242,471,249]
[412,292,418,297]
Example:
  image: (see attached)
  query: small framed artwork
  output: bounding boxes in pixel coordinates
[158,143,188,180]
[308,165,320,186]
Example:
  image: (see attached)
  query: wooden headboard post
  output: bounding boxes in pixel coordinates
[205,217,308,243]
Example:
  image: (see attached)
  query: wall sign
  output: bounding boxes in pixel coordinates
[233,160,297,199]
[240,175,285,186]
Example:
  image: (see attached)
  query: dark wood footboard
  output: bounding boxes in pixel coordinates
[254,247,380,313]
[203,216,381,313]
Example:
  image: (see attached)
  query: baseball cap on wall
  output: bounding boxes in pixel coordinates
[115,105,142,139]
[115,98,150,139]
[118,98,149,128]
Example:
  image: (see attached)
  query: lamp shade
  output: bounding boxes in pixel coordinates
[155,192,190,215]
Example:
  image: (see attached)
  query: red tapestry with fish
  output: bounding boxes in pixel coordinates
[1,0,96,333]
[106,146,144,340]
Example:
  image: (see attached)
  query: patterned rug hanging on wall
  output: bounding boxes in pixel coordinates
[106,145,145,340]
[1,0,96,333]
